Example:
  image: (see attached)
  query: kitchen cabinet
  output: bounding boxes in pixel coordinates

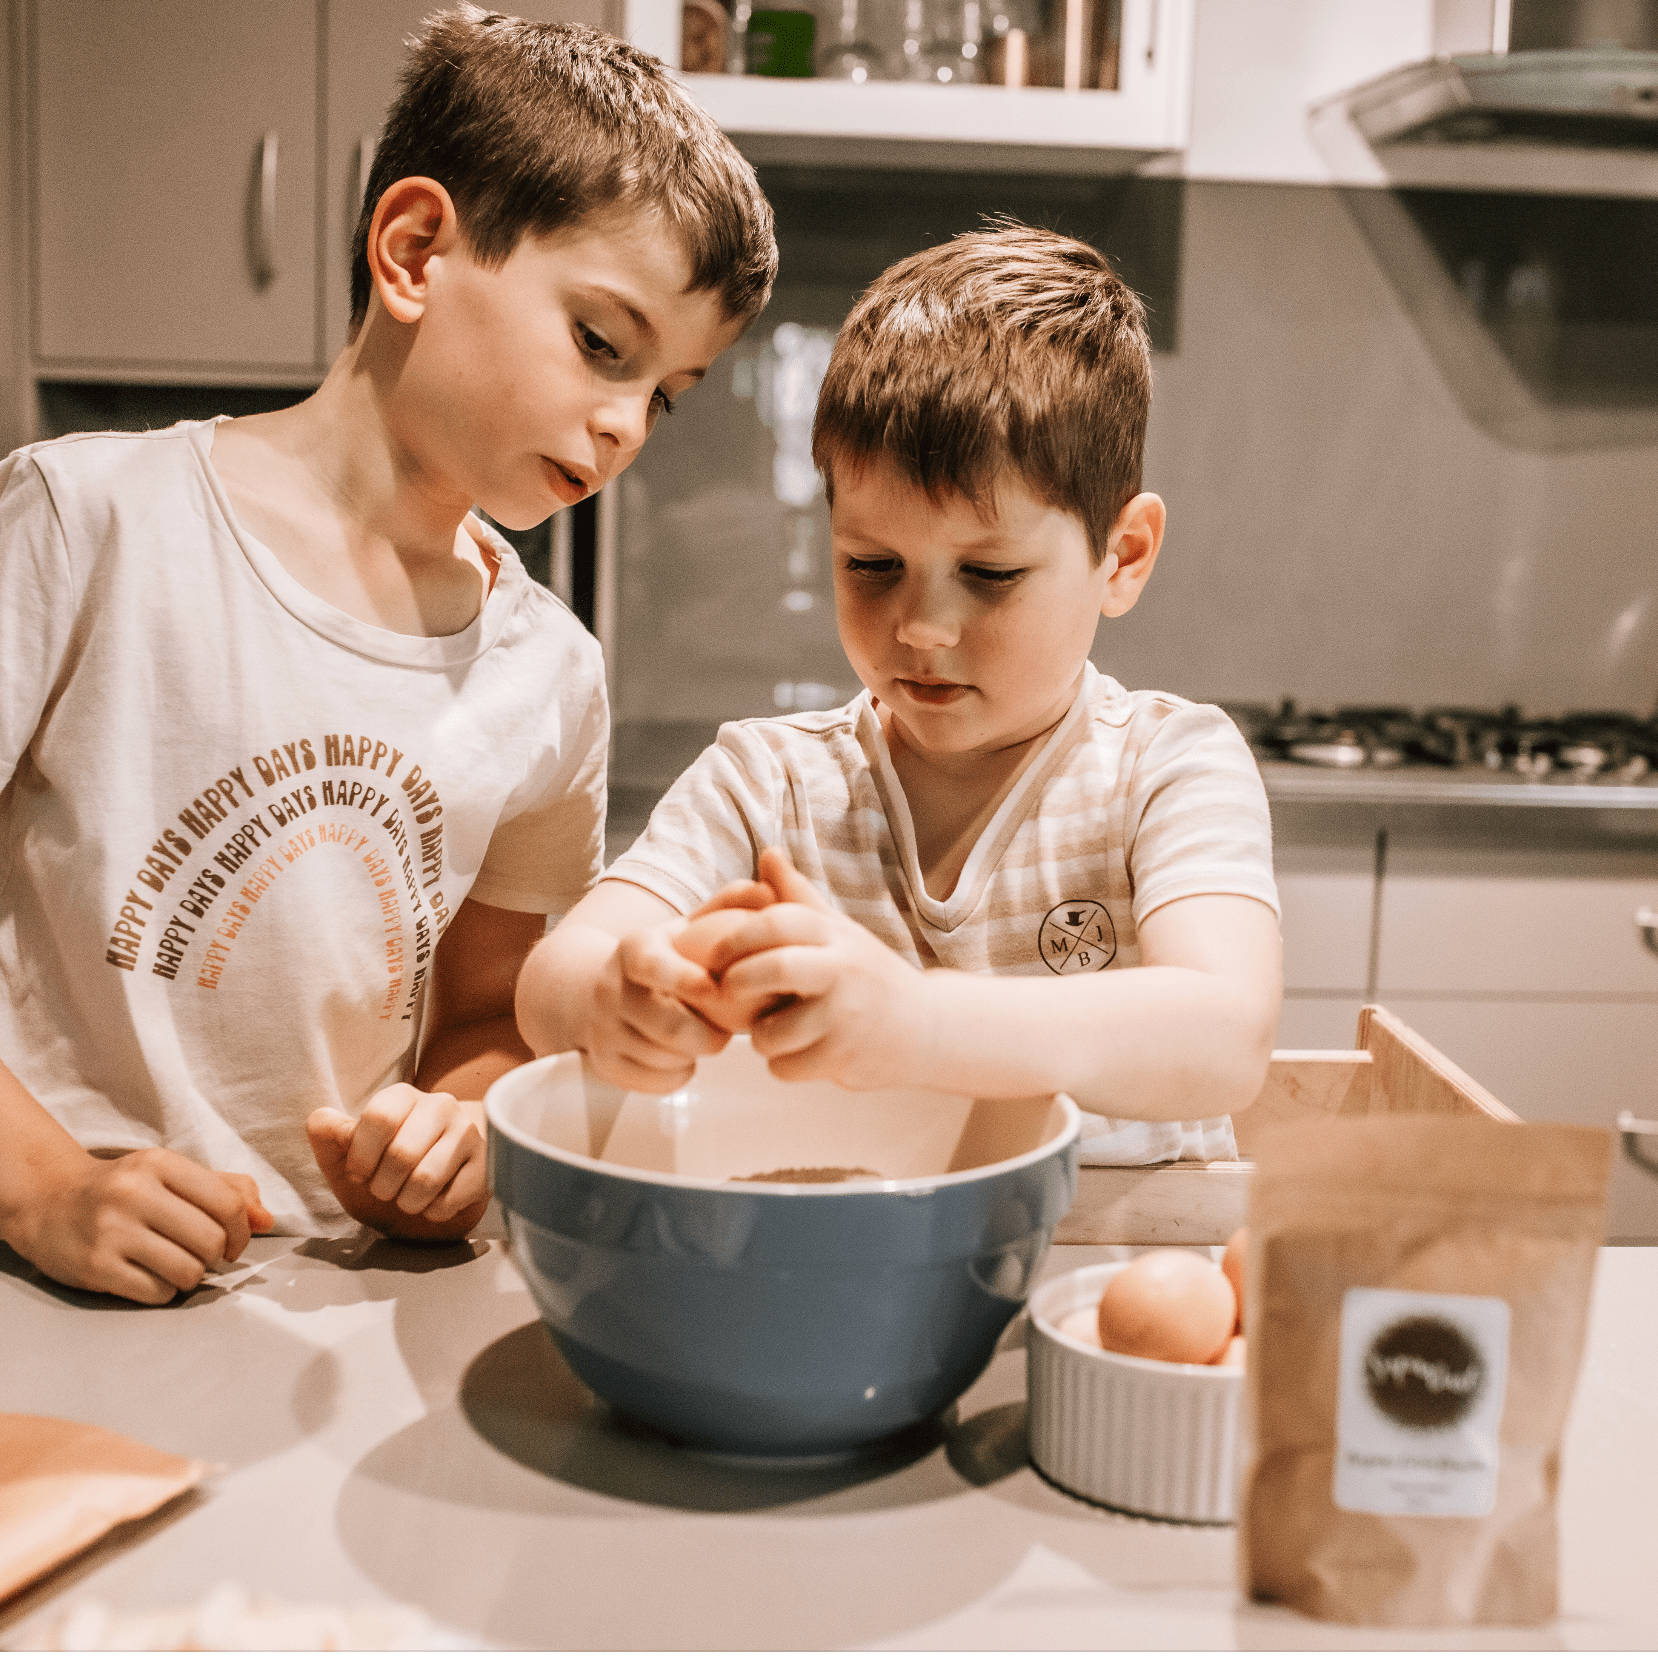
[1375,843,1658,998]
[1374,838,1658,1242]
[30,0,320,379]
[1273,833,1374,1050]
[1384,997,1658,1241]
[21,0,613,393]
[1268,800,1658,1241]
[22,0,1192,398]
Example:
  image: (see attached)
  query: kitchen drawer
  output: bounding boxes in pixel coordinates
[1274,839,1375,992]
[1385,997,1658,1243]
[1376,844,1658,997]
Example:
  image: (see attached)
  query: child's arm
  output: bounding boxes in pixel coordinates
[0,1058,271,1304]
[306,897,543,1240]
[713,849,1281,1120]
[516,878,767,1093]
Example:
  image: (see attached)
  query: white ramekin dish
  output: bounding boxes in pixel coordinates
[1026,1260,1243,1524]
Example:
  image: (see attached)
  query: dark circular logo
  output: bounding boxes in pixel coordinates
[1364,1315,1484,1430]
[1038,900,1117,975]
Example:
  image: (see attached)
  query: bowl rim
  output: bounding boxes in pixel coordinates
[486,1046,1082,1196]
[1029,1260,1244,1379]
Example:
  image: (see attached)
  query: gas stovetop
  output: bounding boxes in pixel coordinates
[1226,701,1658,783]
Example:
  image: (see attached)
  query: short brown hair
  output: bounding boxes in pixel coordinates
[351,6,776,330]
[811,223,1150,562]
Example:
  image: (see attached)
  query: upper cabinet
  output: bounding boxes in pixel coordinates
[31,0,320,378]
[22,0,1189,385]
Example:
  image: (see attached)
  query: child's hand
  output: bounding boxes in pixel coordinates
[222,1171,276,1236]
[670,875,788,1033]
[577,919,738,1093]
[713,847,940,1090]
[14,1147,266,1304]
[684,877,779,921]
[307,1086,489,1241]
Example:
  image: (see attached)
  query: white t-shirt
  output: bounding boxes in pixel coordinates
[607,665,1279,1165]
[0,422,608,1230]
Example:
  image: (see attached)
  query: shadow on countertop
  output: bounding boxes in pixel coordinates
[456,1318,961,1517]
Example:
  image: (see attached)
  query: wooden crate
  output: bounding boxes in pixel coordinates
[1052,1004,1520,1246]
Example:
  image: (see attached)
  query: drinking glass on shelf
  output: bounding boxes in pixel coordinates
[815,0,882,80]
[726,0,752,73]
[895,0,982,84]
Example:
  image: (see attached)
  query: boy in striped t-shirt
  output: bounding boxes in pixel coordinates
[517,225,1282,1161]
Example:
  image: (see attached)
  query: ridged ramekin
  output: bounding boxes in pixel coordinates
[1026,1261,1242,1524]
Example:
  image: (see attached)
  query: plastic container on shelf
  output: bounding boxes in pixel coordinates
[895,0,983,83]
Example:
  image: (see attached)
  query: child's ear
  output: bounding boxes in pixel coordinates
[365,177,461,326]
[1100,492,1165,619]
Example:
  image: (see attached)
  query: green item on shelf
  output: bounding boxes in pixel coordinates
[746,9,815,76]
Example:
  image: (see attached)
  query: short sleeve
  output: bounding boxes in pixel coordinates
[0,454,77,793]
[1121,702,1279,926]
[468,638,609,917]
[604,724,785,915]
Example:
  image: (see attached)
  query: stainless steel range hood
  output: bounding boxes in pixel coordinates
[1344,48,1658,149]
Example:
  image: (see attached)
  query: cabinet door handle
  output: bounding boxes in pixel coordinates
[1638,906,1658,959]
[252,129,279,288]
[1620,1110,1658,1177]
[358,133,375,211]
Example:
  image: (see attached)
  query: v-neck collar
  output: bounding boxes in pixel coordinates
[856,669,1097,934]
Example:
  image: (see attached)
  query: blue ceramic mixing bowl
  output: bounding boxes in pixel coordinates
[486,1038,1080,1456]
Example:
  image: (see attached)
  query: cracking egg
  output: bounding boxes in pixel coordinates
[673,910,782,1033]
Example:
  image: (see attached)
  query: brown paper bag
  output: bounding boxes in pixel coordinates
[0,1415,208,1603]
[1239,1116,1611,1627]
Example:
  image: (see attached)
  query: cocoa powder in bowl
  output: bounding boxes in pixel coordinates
[732,1166,884,1184]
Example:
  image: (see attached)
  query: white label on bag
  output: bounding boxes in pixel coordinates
[1333,1286,1510,1518]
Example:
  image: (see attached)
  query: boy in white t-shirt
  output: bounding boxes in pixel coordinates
[517,226,1282,1155]
[0,11,775,1301]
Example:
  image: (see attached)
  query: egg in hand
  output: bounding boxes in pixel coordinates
[673,910,787,1033]
[1095,1249,1237,1366]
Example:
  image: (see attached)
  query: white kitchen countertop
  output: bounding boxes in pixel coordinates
[2,1236,1655,1650]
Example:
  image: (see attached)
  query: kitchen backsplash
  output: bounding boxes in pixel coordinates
[611,173,1658,791]
[39,172,1658,797]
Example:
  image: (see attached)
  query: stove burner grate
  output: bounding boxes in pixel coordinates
[1223,701,1658,780]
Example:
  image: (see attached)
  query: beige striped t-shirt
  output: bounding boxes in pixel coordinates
[607,664,1278,1165]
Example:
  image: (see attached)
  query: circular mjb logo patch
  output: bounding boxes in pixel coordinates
[1363,1314,1485,1430]
[1039,900,1117,975]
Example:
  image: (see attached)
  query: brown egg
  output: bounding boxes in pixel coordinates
[674,909,756,976]
[1096,1250,1238,1366]
[1216,1334,1246,1369]
[673,911,783,1033]
[1221,1226,1247,1333]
